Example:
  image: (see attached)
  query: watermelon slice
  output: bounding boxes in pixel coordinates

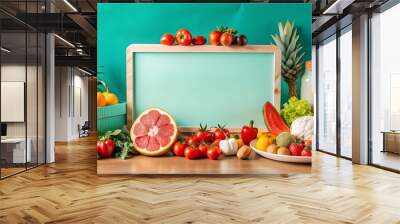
[130,108,178,156]
[263,102,290,136]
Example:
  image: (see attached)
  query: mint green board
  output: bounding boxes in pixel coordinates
[133,52,274,128]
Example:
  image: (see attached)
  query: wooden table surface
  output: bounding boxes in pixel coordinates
[97,155,311,175]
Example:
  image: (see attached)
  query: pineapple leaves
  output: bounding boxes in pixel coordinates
[271,20,306,97]
[271,34,285,52]
[278,22,286,44]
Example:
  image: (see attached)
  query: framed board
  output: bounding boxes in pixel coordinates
[1,81,25,122]
[126,44,281,131]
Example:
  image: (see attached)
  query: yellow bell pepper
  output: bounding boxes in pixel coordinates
[255,134,275,151]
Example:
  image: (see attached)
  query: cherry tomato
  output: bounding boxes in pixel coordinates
[301,147,312,157]
[192,35,206,45]
[160,33,175,45]
[195,131,208,142]
[220,32,233,46]
[207,146,221,160]
[173,142,187,157]
[208,30,221,46]
[198,144,209,158]
[212,139,221,147]
[175,29,192,46]
[205,131,215,143]
[235,35,247,46]
[186,136,199,146]
[97,139,115,158]
[215,124,230,139]
[214,129,227,140]
[185,146,200,160]
[224,129,230,137]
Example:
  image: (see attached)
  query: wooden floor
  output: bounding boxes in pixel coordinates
[372,151,400,171]
[1,136,400,223]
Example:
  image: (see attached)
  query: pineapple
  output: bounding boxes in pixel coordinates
[271,20,305,97]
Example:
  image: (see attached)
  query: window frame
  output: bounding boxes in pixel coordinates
[315,24,353,161]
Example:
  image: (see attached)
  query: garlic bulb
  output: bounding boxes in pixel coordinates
[219,138,238,156]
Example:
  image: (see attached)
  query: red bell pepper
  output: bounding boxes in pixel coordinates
[241,120,258,145]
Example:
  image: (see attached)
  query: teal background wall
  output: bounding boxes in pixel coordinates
[97,3,311,105]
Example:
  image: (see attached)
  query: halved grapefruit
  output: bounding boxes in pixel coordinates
[130,108,178,156]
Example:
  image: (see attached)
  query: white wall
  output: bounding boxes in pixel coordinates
[54,67,89,141]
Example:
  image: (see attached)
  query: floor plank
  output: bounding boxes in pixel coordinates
[1,136,400,223]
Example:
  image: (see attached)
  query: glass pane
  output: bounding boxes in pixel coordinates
[38,33,45,165]
[1,30,27,177]
[339,29,352,158]
[317,36,337,154]
[27,31,38,169]
[371,4,400,171]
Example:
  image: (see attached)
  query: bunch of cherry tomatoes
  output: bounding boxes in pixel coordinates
[160,27,247,47]
[172,124,230,160]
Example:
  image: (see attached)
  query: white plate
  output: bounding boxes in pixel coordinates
[250,140,312,164]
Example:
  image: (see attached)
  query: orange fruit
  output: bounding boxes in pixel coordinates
[97,92,106,107]
[103,92,119,106]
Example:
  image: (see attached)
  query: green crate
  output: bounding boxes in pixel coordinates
[97,102,127,133]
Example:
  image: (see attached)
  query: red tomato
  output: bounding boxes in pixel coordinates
[173,142,187,157]
[208,31,221,46]
[175,29,192,46]
[235,35,248,46]
[212,139,221,147]
[195,131,207,143]
[97,139,115,158]
[301,147,312,157]
[205,131,215,143]
[186,136,199,146]
[160,33,175,45]
[185,146,200,160]
[192,35,206,45]
[217,124,230,138]
[214,126,229,140]
[220,32,233,46]
[198,144,209,157]
[207,146,221,160]
[289,143,304,156]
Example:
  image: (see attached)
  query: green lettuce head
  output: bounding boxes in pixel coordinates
[281,97,313,126]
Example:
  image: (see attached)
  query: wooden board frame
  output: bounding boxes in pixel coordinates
[126,44,281,131]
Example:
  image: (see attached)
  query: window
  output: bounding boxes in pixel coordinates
[370,3,400,171]
[0,1,47,179]
[317,36,337,154]
[339,27,352,158]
